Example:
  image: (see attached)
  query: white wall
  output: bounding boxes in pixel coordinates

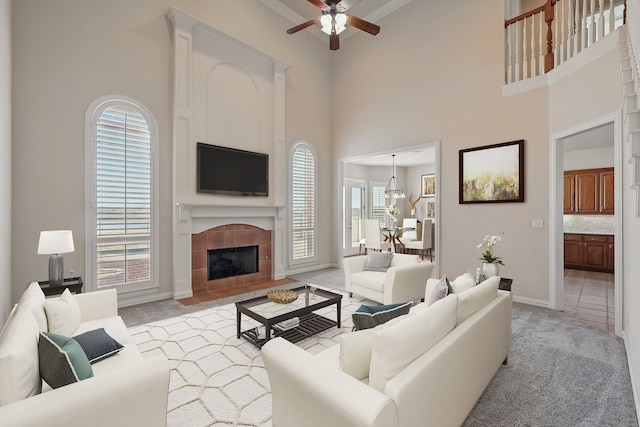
[564,146,614,170]
[0,0,10,328]
[333,1,551,303]
[10,0,333,303]
[624,0,640,412]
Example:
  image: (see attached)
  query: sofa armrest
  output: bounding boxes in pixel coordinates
[73,289,118,322]
[263,337,398,427]
[0,356,169,427]
[383,262,433,305]
[343,256,368,291]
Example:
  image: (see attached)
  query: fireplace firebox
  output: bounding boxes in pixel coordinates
[207,245,259,281]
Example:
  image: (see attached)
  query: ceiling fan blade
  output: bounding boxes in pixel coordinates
[330,33,340,50]
[287,16,320,34]
[307,0,330,11]
[336,0,361,12]
[346,15,380,35]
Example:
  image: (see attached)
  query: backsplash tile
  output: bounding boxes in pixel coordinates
[563,215,615,234]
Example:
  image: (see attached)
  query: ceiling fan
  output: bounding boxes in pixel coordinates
[286,0,381,51]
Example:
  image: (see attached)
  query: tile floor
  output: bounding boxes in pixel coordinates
[563,269,615,332]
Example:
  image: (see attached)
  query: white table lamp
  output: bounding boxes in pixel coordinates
[38,230,74,286]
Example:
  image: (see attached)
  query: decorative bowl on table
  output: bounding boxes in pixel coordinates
[267,289,299,304]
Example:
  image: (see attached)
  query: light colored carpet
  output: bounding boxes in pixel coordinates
[128,289,368,427]
[124,268,638,426]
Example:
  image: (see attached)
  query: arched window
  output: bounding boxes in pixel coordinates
[85,96,159,293]
[290,142,317,264]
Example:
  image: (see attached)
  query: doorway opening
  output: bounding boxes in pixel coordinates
[550,114,622,336]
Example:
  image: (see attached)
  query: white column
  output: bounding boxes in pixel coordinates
[167,8,198,300]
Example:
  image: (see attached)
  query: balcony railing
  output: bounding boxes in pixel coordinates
[505,0,626,84]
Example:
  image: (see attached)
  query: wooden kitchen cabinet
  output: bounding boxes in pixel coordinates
[582,235,608,270]
[606,235,615,271]
[600,169,615,215]
[564,168,614,215]
[564,233,614,272]
[563,174,575,214]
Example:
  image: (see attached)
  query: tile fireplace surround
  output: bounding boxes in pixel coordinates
[191,224,272,294]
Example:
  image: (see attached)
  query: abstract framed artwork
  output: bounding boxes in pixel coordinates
[421,174,435,197]
[459,140,524,204]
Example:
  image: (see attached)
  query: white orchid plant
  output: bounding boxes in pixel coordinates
[386,204,399,222]
[477,233,505,266]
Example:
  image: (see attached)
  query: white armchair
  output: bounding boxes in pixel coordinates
[343,253,433,304]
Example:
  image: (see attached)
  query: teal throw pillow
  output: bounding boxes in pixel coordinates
[39,331,93,388]
[352,301,412,331]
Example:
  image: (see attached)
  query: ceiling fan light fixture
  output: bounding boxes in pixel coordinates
[334,13,347,34]
[320,14,333,34]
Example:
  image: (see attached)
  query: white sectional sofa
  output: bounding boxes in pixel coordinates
[0,283,170,427]
[343,253,433,305]
[262,275,511,427]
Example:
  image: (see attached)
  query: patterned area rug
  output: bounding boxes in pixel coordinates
[128,290,367,427]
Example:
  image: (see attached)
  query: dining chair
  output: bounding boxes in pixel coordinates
[401,218,418,241]
[403,219,433,261]
[363,219,393,253]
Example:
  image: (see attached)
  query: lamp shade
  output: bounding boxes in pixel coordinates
[37,230,75,255]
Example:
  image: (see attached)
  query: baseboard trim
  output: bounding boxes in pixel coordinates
[622,331,640,427]
[286,263,338,276]
[512,295,550,308]
[118,291,174,308]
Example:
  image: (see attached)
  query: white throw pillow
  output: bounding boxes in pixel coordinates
[45,288,81,336]
[450,273,476,294]
[340,311,412,380]
[456,276,500,325]
[19,282,47,331]
[368,294,458,392]
[0,305,42,405]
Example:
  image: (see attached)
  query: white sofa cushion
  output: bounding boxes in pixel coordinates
[45,289,81,336]
[0,305,42,405]
[18,283,47,331]
[450,273,476,294]
[368,294,458,392]
[340,330,375,380]
[456,276,500,325]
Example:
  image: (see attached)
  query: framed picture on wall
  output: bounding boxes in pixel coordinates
[426,201,435,219]
[421,174,435,197]
[459,140,525,204]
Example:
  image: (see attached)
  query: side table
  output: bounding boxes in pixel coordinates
[38,276,84,297]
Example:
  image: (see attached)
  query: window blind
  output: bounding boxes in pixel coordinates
[371,185,387,228]
[292,145,315,260]
[95,107,151,286]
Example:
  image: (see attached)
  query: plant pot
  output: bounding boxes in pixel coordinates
[482,263,499,278]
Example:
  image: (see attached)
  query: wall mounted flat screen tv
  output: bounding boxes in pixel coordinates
[197,143,268,196]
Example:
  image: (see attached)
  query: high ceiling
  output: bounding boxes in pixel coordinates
[261,0,414,44]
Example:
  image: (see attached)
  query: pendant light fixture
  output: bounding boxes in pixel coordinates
[385,154,405,199]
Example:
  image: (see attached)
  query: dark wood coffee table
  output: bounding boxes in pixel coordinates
[236,285,342,348]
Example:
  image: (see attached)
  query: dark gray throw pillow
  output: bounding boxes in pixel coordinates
[73,328,124,364]
[39,332,93,388]
[351,301,412,331]
[364,251,393,272]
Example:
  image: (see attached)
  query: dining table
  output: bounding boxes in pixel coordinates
[380,226,415,253]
